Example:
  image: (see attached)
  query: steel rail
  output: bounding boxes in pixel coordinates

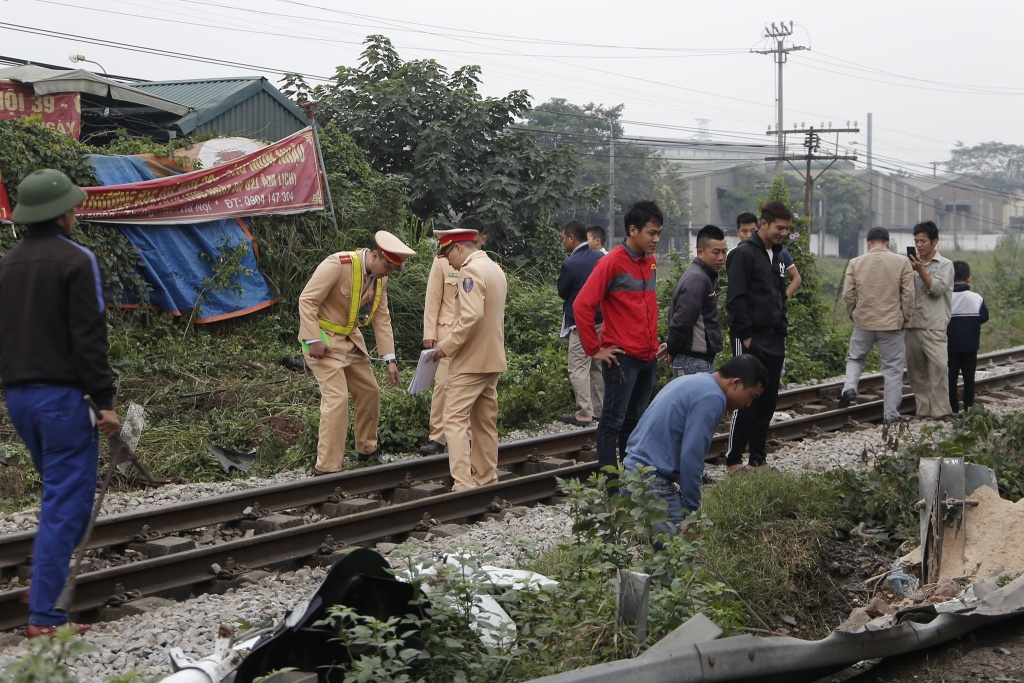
[2,348,1022,573]
[772,346,1024,410]
[0,430,596,571]
[1,349,1022,631]
[0,464,594,632]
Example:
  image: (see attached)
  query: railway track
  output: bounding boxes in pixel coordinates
[1,346,1023,632]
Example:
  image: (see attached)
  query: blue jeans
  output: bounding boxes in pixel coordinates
[5,385,98,626]
[671,355,714,378]
[642,473,686,537]
[596,355,658,470]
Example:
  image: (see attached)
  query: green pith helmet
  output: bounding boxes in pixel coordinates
[12,169,87,224]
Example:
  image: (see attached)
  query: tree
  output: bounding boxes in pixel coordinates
[815,171,867,242]
[281,36,603,265]
[947,141,1024,191]
[521,98,690,239]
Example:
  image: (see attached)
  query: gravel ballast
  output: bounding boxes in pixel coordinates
[3,389,1024,681]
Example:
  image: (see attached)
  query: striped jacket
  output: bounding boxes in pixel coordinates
[573,242,659,361]
[947,284,988,353]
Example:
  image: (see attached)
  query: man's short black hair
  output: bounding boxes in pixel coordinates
[913,220,939,241]
[760,201,793,225]
[718,354,769,389]
[953,260,972,282]
[587,225,606,244]
[696,224,725,249]
[458,216,486,234]
[736,212,758,228]
[624,200,664,234]
[563,219,588,243]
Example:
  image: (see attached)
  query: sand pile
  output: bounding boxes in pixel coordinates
[934,485,1024,582]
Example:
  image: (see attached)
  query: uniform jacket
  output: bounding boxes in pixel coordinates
[666,257,722,362]
[725,231,788,357]
[948,284,988,353]
[842,245,914,331]
[439,251,508,374]
[297,250,396,358]
[556,243,603,331]
[907,251,954,331]
[573,242,659,361]
[423,255,461,342]
[0,224,115,409]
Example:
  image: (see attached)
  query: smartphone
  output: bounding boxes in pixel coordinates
[906,246,918,259]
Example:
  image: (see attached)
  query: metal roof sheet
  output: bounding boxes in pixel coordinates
[132,77,305,135]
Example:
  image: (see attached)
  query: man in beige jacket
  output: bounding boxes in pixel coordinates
[419,220,487,455]
[839,227,914,422]
[426,222,507,491]
[298,231,415,474]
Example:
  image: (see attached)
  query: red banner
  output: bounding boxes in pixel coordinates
[0,172,11,224]
[78,128,326,224]
[0,82,82,140]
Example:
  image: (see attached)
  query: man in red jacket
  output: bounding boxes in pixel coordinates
[573,200,666,472]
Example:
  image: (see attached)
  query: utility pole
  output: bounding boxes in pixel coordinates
[754,21,808,174]
[607,113,615,240]
[765,123,859,235]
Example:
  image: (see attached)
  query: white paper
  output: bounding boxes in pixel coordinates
[407,348,441,395]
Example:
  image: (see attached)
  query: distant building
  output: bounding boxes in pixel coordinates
[851,169,1009,254]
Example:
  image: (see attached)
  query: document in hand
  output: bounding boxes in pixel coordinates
[407,349,441,395]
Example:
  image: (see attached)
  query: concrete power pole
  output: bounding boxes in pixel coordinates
[607,114,615,240]
[753,21,807,174]
[765,123,859,237]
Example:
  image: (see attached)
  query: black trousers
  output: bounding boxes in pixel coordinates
[948,350,978,413]
[725,337,784,467]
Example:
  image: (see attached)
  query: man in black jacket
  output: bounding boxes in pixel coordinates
[666,224,727,376]
[0,169,121,638]
[557,219,604,425]
[724,201,793,473]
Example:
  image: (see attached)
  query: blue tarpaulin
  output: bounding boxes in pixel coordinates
[86,154,278,322]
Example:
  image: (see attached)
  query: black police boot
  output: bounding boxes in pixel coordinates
[419,440,446,455]
[357,449,381,464]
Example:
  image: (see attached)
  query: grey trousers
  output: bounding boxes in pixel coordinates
[906,328,953,418]
[843,327,906,421]
[568,327,604,419]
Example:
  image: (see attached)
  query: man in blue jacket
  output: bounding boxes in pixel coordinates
[666,224,727,377]
[557,219,604,426]
[724,201,793,473]
[623,354,767,535]
[0,169,122,638]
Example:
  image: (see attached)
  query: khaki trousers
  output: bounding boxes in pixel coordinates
[306,347,380,472]
[444,371,500,491]
[567,326,604,419]
[905,328,953,418]
[427,323,452,444]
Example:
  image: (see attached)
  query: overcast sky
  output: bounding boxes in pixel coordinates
[2,0,1021,177]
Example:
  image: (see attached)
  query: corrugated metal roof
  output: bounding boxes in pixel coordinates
[132,77,305,138]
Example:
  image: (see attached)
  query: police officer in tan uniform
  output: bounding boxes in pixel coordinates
[426,223,507,491]
[419,219,488,455]
[298,231,415,474]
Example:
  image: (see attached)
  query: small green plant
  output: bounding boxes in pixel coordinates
[0,626,96,683]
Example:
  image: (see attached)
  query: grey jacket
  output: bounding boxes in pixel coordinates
[907,251,954,330]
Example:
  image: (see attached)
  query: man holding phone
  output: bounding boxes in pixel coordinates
[905,221,955,418]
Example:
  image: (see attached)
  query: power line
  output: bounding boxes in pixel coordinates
[0,22,333,79]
